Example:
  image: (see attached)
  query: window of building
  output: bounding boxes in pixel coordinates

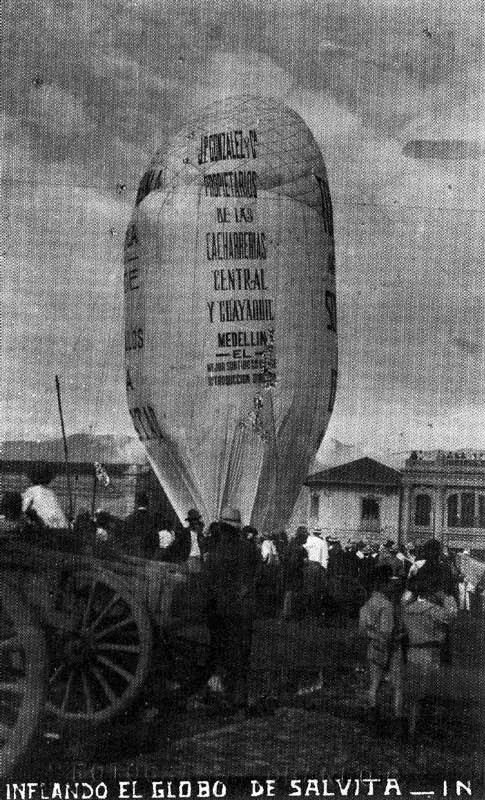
[414,494,431,527]
[479,496,485,528]
[461,493,475,528]
[447,494,459,527]
[310,492,320,518]
[446,491,485,528]
[362,496,380,522]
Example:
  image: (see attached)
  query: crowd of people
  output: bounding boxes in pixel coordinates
[358,539,461,737]
[0,470,479,735]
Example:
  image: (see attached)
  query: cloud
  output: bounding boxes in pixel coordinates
[2,0,485,448]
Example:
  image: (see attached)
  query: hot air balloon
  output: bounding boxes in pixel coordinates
[124,95,337,533]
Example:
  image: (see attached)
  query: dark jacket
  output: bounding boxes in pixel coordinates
[205,522,260,619]
[123,507,159,558]
[285,539,308,592]
[159,525,191,563]
[359,555,378,593]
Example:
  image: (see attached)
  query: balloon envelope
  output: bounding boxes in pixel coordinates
[124,95,337,531]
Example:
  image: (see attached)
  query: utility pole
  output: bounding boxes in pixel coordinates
[55,375,73,524]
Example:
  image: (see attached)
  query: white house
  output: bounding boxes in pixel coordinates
[290,456,402,544]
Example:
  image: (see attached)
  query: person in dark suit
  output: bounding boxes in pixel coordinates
[123,492,159,558]
[205,507,260,711]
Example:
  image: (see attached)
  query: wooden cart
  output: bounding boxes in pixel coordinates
[0,535,208,777]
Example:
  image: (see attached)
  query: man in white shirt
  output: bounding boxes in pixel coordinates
[303,529,329,616]
[261,534,279,565]
[22,465,69,530]
[304,528,329,569]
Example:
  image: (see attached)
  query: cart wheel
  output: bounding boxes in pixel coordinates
[0,584,46,778]
[46,570,152,725]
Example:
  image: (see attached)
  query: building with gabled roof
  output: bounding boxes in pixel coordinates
[289,450,485,558]
[306,457,402,491]
[289,456,402,545]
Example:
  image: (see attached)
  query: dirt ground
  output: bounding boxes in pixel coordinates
[19,612,485,794]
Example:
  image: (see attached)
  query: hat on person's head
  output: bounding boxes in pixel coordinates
[242,525,258,539]
[220,506,242,528]
[186,508,202,523]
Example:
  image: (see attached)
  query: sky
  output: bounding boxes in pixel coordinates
[2,0,485,454]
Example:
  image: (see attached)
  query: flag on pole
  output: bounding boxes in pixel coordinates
[94,462,110,487]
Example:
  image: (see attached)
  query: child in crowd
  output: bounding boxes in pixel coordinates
[402,571,457,736]
[359,564,405,722]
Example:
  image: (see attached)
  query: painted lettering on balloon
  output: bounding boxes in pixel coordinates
[217,330,268,349]
[328,367,338,413]
[314,173,334,238]
[198,129,258,164]
[204,171,258,199]
[206,231,266,261]
[125,327,144,352]
[124,222,139,249]
[218,298,274,323]
[261,326,276,388]
[124,262,140,293]
[213,268,267,291]
[199,125,274,388]
[216,208,229,223]
[207,352,277,387]
[207,373,251,387]
[325,290,337,332]
[234,207,253,223]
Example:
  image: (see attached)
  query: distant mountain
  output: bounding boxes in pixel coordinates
[0,433,147,464]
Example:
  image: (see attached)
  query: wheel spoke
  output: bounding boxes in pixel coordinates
[96,654,135,683]
[82,579,98,629]
[0,721,12,741]
[60,671,74,713]
[96,642,140,654]
[81,670,94,715]
[45,569,152,724]
[0,680,26,694]
[93,617,133,641]
[49,663,66,686]
[91,666,118,704]
[0,636,20,651]
[88,594,124,632]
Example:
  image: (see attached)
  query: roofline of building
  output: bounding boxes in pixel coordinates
[305,476,401,489]
[305,456,402,489]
